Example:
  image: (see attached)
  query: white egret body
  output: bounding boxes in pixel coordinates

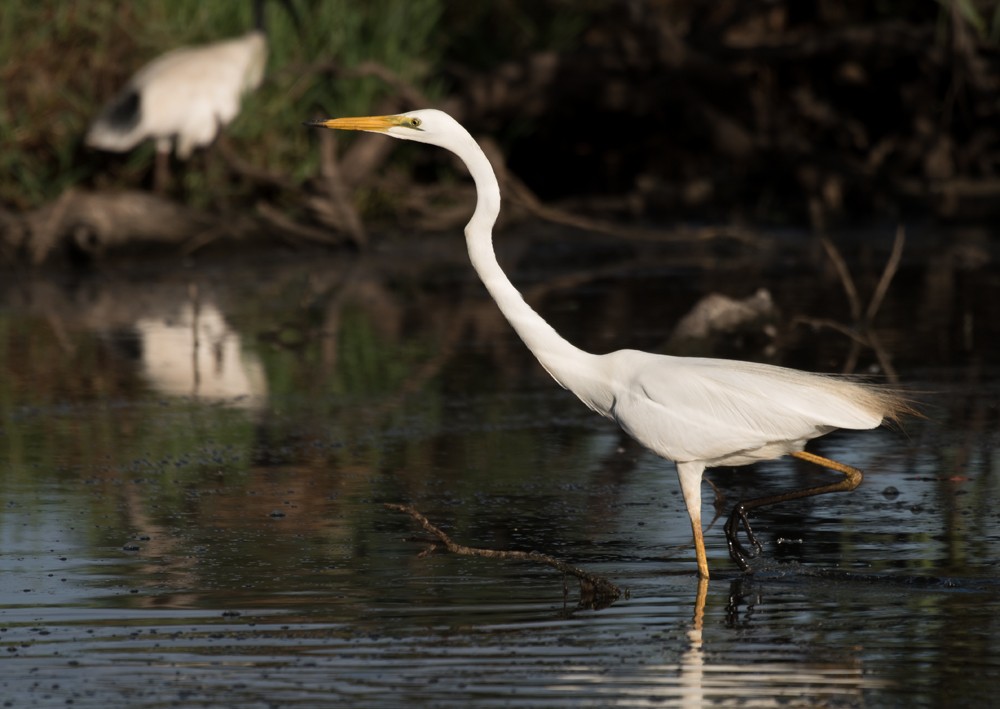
[84,0,301,190]
[86,31,267,160]
[310,109,908,579]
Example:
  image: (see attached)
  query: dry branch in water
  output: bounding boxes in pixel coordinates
[385,503,624,609]
[799,226,907,380]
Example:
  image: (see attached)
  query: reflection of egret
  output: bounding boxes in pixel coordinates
[679,578,708,708]
[86,0,296,189]
[309,109,910,579]
[552,578,886,703]
[135,301,267,409]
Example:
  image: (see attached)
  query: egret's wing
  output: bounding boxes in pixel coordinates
[609,352,888,464]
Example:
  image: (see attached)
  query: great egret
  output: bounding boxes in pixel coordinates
[86,0,297,189]
[308,109,910,579]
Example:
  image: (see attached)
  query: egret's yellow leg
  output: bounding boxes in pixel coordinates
[677,461,711,579]
[725,451,865,571]
[691,518,710,580]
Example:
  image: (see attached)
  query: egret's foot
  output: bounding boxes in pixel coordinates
[725,536,755,571]
[724,503,763,571]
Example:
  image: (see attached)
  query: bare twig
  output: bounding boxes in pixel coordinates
[793,316,872,346]
[864,328,898,381]
[277,59,434,110]
[385,503,624,608]
[865,225,905,324]
[179,224,232,255]
[480,138,760,245]
[795,315,898,380]
[808,227,906,381]
[821,236,862,321]
[702,476,728,526]
[318,130,367,248]
[253,202,348,246]
[215,136,299,192]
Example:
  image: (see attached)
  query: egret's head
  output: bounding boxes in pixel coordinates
[306,109,466,150]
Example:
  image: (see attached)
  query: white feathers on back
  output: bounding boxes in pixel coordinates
[86,30,266,158]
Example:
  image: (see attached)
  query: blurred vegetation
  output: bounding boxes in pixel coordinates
[3,0,1000,238]
[0,0,600,212]
[0,0,436,208]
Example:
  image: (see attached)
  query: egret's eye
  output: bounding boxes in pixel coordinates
[407,117,422,129]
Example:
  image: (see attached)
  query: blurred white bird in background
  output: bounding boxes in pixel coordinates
[86,0,297,191]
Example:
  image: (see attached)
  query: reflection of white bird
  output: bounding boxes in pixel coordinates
[135,302,268,410]
[86,1,291,189]
[309,109,911,580]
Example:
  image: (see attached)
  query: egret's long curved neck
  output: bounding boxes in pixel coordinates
[451,130,598,394]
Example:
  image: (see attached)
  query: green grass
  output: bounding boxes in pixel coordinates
[0,1,601,213]
[0,0,447,209]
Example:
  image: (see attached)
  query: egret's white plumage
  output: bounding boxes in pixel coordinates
[310,109,909,579]
[86,31,267,159]
[605,352,890,466]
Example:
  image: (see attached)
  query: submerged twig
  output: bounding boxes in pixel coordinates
[385,503,624,609]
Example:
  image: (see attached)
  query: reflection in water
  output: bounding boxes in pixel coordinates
[0,229,998,706]
[134,299,267,408]
[554,577,890,706]
[679,578,706,708]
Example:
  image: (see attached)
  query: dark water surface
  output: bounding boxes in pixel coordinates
[1,225,998,706]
